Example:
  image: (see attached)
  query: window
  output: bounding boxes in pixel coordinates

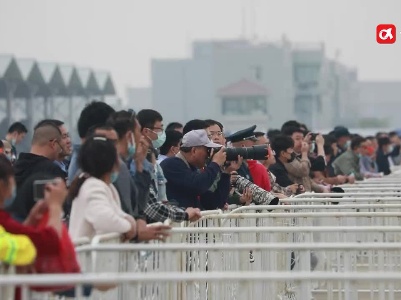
[294,65,320,83]
[222,96,267,116]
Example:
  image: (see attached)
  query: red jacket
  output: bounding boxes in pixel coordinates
[0,210,60,256]
[247,160,272,191]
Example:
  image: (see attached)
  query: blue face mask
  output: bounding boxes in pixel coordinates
[128,143,136,158]
[152,131,166,149]
[4,186,16,209]
[110,171,119,183]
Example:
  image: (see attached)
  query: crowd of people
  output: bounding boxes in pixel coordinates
[0,101,400,297]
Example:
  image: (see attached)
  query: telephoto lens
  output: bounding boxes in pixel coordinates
[225,145,268,161]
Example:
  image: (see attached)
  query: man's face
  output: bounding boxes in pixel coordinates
[355,141,369,155]
[338,136,351,148]
[281,147,295,162]
[11,132,26,145]
[360,140,372,156]
[143,120,164,141]
[191,146,209,168]
[255,135,269,146]
[208,124,225,145]
[59,125,72,156]
[291,132,304,153]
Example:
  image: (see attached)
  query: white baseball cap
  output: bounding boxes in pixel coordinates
[181,129,222,148]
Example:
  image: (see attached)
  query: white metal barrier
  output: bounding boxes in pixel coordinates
[20,242,401,300]
[3,169,401,300]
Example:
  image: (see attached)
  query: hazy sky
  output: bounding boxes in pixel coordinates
[1,0,400,98]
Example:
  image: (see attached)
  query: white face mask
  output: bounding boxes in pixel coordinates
[388,145,394,154]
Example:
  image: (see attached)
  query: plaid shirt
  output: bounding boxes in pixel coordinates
[268,171,293,197]
[144,185,188,223]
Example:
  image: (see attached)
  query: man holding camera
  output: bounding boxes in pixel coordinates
[227,125,271,191]
[160,129,232,210]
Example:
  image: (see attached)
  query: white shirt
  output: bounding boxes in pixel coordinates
[68,177,131,240]
[157,154,168,164]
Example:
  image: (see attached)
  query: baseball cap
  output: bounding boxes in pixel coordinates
[181,129,222,148]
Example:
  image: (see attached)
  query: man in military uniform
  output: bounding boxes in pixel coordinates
[225,125,256,182]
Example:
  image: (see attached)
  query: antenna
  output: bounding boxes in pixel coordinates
[241,0,247,39]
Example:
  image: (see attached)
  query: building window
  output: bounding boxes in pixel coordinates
[294,65,320,83]
[222,96,267,116]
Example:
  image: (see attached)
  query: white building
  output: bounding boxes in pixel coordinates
[151,39,358,132]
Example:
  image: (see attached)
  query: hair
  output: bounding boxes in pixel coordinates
[32,123,62,146]
[183,119,208,135]
[281,120,301,133]
[378,137,391,148]
[106,110,135,140]
[159,130,183,155]
[85,125,116,139]
[300,123,309,132]
[0,140,3,151]
[267,129,281,140]
[324,134,337,146]
[34,119,64,130]
[0,155,14,185]
[166,122,183,131]
[375,131,388,139]
[137,109,163,130]
[68,136,118,199]
[271,135,294,157]
[254,131,265,138]
[179,146,193,153]
[282,126,304,137]
[8,122,28,134]
[366,135,375,142]
[77,101,115,138]
[324,144,334,157]
[204,119,223,131]
[389,131,399,138]
[351,136,367,150]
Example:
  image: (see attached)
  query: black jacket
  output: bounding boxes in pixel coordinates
[269,159,294,187]
[9,153,66,221]
[376,146,401,175]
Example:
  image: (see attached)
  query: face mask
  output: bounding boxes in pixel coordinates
[357,153,362,159]
[11,138,16,146]
[6,154,12,161]
[388,145,394,153]
[110,171,119,183]
[152,131,166,149]
[4,186,16,209]
[344,140,351,150]
[287,152,297,163]
[128,144,136,157]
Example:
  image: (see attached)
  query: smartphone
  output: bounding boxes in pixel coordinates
[33,179,57,202]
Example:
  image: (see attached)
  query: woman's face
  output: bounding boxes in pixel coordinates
[0,176,15,207]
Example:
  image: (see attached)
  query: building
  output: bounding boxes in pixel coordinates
[151,39,358,132]
[292,45,359,130]
[358,81,401,129]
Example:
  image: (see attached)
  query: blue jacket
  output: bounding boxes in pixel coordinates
[160,156,230,210]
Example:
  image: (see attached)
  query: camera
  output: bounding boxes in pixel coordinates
[310,133,318,141]
[33,179,59,202]
[208,145,268,161]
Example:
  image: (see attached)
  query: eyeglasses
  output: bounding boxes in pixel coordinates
[208,131,223,138]
[148,127,164,134]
